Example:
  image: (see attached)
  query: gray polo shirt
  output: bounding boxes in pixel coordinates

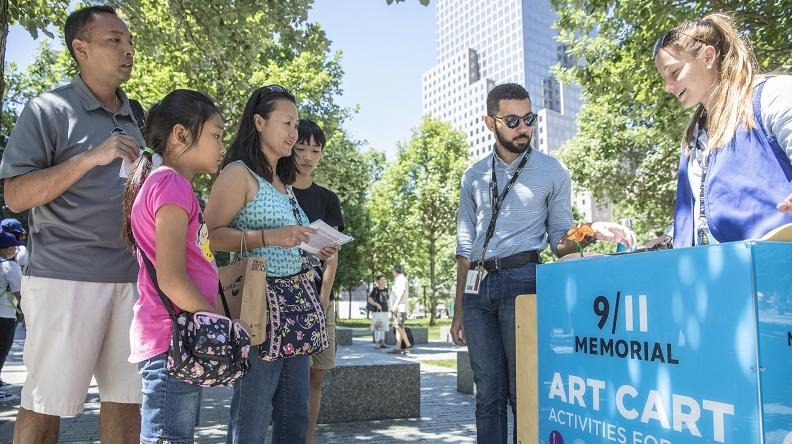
[0,75,142,283]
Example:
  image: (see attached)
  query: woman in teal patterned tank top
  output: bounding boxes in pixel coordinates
[205,86,340,444]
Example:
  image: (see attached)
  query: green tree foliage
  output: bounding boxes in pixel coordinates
[1,0,69,114]
[2,41,71,144]
[552,1,792,238]
[4,1,348,173]
[0,41,71,220]
[314,131,384,295]
[369,117,468,325]
[107,0,348,129]
[1,3,378,303]
[2,2,349,190]
[5,0,68,38]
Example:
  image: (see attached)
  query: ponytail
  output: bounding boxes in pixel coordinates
[121,90,219,251]
[122,101,165,252]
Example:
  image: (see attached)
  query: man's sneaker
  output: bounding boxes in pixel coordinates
[0,392,17,402]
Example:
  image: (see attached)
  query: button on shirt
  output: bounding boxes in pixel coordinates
[456,149,573,260]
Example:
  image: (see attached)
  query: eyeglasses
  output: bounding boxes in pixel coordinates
[652,29,713,58]
[253,85,295,111]
[259,84,294,99]
[491,112,537,129]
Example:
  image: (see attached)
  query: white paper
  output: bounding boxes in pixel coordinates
[465,269,485,294]
[119,158,133,178]
[298,219,354,255]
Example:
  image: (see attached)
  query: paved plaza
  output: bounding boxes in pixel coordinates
[0,327,514,443]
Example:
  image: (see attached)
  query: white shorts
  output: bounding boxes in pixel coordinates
[20,276,142,416]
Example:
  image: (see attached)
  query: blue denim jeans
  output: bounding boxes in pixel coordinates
[138,353,202,444]
[226,347,310,443]
[463,261,537,444]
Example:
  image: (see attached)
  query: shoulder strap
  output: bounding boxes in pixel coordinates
[231,160,268,186]
[285,186,322,271]
[285,186,304,226]
[138,250,177,320]
[129,99,147,131]
[138,249,231,319]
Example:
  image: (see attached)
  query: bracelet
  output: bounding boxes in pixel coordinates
[260,229,267,247]
[568,222,598,248]
[580,221,598,247]
[579,235,597,248]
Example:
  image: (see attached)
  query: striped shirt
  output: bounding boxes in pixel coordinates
[456,148,573,260]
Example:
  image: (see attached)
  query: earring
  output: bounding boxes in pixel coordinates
[706,64,712,69]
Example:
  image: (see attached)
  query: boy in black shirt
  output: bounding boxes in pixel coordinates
[293,119,344,444]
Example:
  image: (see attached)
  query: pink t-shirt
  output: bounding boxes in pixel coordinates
[129,167,219,363]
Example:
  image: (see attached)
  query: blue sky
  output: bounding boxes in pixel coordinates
[5,0,437,159]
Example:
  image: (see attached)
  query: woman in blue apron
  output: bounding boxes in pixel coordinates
[653,13,792,247]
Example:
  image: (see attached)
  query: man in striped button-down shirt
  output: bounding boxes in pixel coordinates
[450,83,634,444]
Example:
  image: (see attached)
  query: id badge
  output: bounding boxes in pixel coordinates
[465,268,486,294]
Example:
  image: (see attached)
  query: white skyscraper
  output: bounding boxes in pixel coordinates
[421,0,608,221]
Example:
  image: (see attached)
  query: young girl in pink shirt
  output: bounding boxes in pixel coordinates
[121,89,226,443]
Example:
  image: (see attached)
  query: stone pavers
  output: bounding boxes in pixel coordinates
[318,353,420,423]
[0,327,514,443]
[456,349,475,395]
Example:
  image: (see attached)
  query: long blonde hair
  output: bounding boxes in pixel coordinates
[656,13,758,151]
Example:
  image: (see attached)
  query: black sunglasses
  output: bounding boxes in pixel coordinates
[259,84,294,99]
[492,112,537,129]
[652,29,713,58]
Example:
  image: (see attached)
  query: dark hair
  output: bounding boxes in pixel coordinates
[225,86,299,184]
[122,89,220,251]
[297,119,326,149]
[375,275,385,281]
[393,264,403,274]
[486,83,531,116]
[64,5,117,62]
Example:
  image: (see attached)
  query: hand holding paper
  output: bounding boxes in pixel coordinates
[298,219,354,256]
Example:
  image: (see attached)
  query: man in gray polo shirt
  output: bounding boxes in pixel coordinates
[0,6,142,443]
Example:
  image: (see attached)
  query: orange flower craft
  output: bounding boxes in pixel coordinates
[566,223,597,256]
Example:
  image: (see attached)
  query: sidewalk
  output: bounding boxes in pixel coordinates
[0,327,513,443]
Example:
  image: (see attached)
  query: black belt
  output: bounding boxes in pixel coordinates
[470,251,540,272]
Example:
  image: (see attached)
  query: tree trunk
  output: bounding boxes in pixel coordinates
[348,288,353,320]
[0,0,9,115]
[422,286,428,319]
[428,231,437,326]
